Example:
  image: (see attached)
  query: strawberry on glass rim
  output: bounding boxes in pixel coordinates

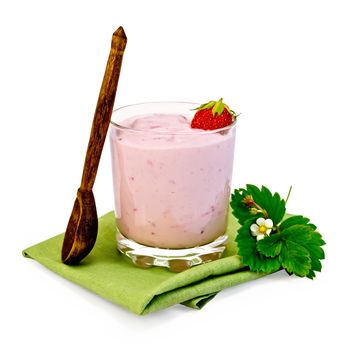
[191,98,238,130]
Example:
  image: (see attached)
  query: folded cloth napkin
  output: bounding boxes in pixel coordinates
[23,211,267,315]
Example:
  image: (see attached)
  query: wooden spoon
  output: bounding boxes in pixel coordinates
[61,27,127,265]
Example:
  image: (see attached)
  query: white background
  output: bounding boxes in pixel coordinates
[1,0,349,349]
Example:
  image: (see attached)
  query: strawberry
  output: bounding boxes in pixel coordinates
[191,98,237,130]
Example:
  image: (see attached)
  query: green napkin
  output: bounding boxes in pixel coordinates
[23,211,267,315]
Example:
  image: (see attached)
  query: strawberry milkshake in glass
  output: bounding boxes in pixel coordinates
[109,101,236,271]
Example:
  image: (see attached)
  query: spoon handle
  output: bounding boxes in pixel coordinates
[80,27,127,192]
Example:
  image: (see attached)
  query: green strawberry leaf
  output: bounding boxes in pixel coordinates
[279,215,317,231]
[306,232,325,274]
[279,240,312,277]
[279,224,326,279]
[257,234,283,258]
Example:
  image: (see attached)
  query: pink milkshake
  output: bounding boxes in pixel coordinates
[109,102,236,269]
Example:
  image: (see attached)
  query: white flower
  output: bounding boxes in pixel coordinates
[250,217,274,241]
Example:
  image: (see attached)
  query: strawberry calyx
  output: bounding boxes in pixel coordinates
[194,98,237,118]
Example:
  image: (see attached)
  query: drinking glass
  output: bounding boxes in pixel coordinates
[109,102,236,272]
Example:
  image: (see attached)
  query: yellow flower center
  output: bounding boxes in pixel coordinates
[259,225,267,233]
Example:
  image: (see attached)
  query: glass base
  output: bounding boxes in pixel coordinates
[117,233,228,272]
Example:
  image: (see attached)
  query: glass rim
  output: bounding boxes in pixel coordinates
[110,101,237,135]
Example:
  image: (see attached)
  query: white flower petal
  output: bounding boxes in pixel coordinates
[250,224,259,234]
[265,219,273,229]
[266,228,272,235]
[256,217,265,226]
[257,234,265,241]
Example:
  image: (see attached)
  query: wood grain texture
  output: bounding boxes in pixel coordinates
[81,27,127,191]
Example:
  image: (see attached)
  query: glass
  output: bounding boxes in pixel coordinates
[109,102,236,272]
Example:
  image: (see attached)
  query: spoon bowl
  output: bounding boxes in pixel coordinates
[61,189,98,264]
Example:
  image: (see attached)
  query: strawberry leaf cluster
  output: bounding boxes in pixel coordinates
[230,185,325,279]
